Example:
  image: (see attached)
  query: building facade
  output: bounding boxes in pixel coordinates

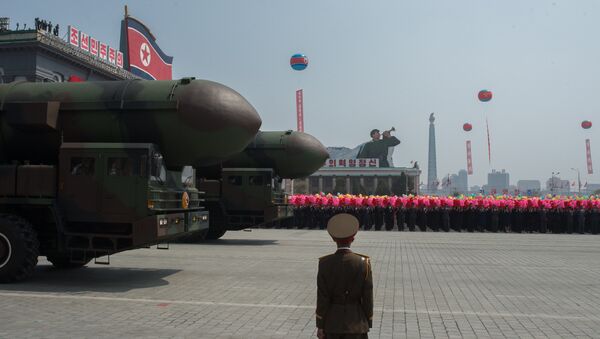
[517,180,541,196]
[482,169,510,194]
[443,169,468,195]
[0,29,137,83]
[294,166,421,196]
[545,176,570,195]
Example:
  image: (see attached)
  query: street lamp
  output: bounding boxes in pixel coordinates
[571,168,581,194]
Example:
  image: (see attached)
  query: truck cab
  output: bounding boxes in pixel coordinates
[198,168,292,239]
[0,142,208,282]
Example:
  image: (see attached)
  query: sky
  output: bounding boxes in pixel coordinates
[4,0,600,187]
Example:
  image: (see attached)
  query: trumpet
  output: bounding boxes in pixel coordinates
[384,127,395,134]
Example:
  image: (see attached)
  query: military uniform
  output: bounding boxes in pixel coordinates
[357,136,400,167]
[316,213,373,339]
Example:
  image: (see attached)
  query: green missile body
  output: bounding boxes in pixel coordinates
[0,78,262,168]
[197,130,329,179]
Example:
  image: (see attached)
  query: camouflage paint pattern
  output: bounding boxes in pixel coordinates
[0,77,266,281]
[197,130,329,179]
[0,78,262,168]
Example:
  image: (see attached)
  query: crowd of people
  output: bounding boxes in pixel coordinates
[289,194,600,234]
[35,18,59,36]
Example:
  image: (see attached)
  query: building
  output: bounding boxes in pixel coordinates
[517,180,541,196]
[545,176,570,194]
[482,169,510,195]
[584,183,600,195]
[447,170,468,194]
[0,27,137,83]
[294,157,421,195]
[470,185,482,194]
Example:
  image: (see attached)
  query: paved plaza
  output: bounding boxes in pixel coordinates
[1,230,600,338]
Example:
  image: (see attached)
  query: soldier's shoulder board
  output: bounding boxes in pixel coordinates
[354,252,370,260]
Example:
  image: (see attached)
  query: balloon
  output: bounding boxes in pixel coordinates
[582,120,592,129]
[290,54,308,71]
[463,123,472,131]
[478,89,492,102]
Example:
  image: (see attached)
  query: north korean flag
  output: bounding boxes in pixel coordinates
[123,17,173,80]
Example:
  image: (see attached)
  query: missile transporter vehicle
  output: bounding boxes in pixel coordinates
[196,130,328,239]
[0,78,261,282]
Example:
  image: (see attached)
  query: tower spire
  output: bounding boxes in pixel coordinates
[427,113,438,192]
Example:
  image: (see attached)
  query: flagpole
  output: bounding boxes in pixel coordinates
[486,117,491,166]
[124,5,132,72]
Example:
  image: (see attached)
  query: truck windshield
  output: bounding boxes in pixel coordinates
[182,165,196,188]
[150,153,166,183]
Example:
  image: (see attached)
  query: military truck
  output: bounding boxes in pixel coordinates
[0,78,261,282]
[196,130,328,239]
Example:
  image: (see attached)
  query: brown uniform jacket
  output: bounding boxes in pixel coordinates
[316,249,373,334]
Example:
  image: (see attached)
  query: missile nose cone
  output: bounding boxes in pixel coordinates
[286,131,329,177]
[178,80,262,164]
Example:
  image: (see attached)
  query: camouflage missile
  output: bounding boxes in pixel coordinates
[197,130,329,179]
[0,78,261,168]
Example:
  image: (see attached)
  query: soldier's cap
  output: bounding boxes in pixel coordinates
[327,213,359,241]
[370,129,380,137]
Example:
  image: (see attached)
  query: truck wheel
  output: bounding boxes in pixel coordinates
[205,205,227,240]
[205,227,226,240]
[0,214,39,283]
[46,254,90,269]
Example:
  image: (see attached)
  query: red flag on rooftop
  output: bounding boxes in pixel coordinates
[120,6,173,80]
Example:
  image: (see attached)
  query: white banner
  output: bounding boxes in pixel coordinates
[99,42,107,60]
[80,32,89,52]
[68,25,79,47]
[325,158,379,168]
[89,37,98,56]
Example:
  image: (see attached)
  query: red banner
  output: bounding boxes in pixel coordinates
[586,139,593,174]
[296,89,304,132]
[466,140,473,175]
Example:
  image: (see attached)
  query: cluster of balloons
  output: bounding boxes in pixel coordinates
[290,194,600,210]
[288,194,600,233]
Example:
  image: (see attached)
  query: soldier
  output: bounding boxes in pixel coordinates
[316,213,373,339]
[357,128,400,168]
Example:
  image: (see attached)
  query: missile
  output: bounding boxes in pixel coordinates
[0,78,262,168]
[197,130,329,179]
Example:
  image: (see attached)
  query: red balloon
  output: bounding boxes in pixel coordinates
[463,123,472,131]
[581,120,592,129]
[478,90,492,102]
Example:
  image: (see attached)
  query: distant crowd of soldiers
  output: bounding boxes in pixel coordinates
[289,194,600,234]
[12,18,59,36]
[35,18,59,36]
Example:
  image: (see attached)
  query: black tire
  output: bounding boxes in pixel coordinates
[204,203,228,240]
[0,214,39,283]
[46,254,90,269]
[205,227,226,240]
